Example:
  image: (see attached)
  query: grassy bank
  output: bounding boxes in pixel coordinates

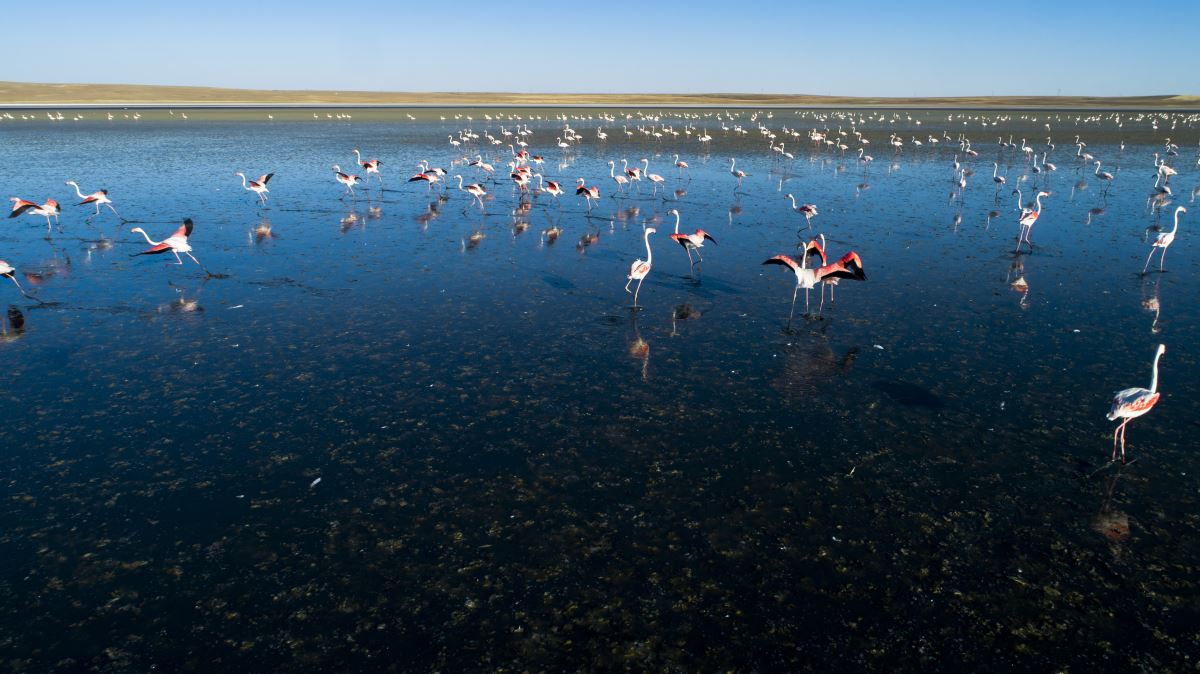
[2,81,1196,109]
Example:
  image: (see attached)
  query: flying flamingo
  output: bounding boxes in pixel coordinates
[1015,191,1049,253]
[1143,206,1185,273]
[454,175,487,209]
[1106,343,1166,463]
[608,160,629,194]
[9,198,62,233]
[625,227,657,307]
[352,148,383,186]
[576,178,600,211]
[0,259,39,301]
[130,218,203,268]
[332,165,363,196]
[65,181,121,220]
[785,194,818,227]
[667,208,716,266]
[763,241,866,322]
[234,172,274,205]
[729,158,749,188]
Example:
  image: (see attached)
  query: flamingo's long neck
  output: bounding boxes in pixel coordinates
[788,195,797,210]
[1170,208,1182,236]
[238,174,249,189]
[673,212,681,234]
[993,164,999,178]
[1150,350,1163,392]
[354,149,362,164]
[133,229,160,246]
[609,164,616,178]
[67,182,86,199]
[643,229,653,264]
[456,176,464,189]
[1034,194,1044,213]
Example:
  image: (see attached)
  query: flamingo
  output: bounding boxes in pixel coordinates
[130,219,202,267]
[992,162,1006,187]
[65,180,121,220]
[576,178,600,211]
[352,148,382,186]
[857,148,873,167]
[332,165,363,196]
[673,154,689,176]
[763,240,865,322]
[9,198,61,232]
[1106,344,1166,463]
[0,259,39,300]
[667,209,716,266]
[1093,160,1114,190]
[469,155,495,179]
[785,194,818,226]
[1016,191,1049,253]
[1143,206,1185,273]
[454,175,487,209]
[234,172,274,205]
[729,158,749,188]
[540,176,564,206]
[608,160,629,194]
[625,227,656,306]
[623,158,642,183]
[642,159,665,194]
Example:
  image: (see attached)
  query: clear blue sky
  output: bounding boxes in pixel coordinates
[10,0,1198,95]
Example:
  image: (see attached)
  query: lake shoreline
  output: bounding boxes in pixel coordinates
[2,81,1197,110]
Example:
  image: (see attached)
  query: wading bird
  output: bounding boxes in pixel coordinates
[332,165,362,196]
[763,240,865,322]
[1143,206,1185,273]
[576,178,600,211]
[234,172,274,205]
[729,158,749,188]
[1107,344,1166,463]
[667,208,715,266]
[454,175,487,209]
[65,181,120,220]
[352,148,382,186]
[9,198,61,232]
[130,218,202,267]
[1016,191,1049,253]
[608,160,629,194]
[625,227,656,307]
[786,194,818,226]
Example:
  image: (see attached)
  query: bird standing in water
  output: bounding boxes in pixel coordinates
[667,209,716,266]
[1107,344,1166,464]
[1143,206,1185,274]
[625,227,657,307]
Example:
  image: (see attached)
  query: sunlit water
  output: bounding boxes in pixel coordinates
[1,108,1199,671]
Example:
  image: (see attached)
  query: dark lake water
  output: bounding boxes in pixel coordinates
[1,107,1198,672]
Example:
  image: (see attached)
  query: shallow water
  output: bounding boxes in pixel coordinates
[1,108,1199,672]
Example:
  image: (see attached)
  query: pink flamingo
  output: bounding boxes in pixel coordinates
[1107,344,1166,463]
[1143,206,1185,273]
[667,208,716,266]
[9,198,61,232]
[625,227,657,306]
[234,172,274,205]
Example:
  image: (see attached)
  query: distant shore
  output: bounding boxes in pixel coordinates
[2,81,1196,110]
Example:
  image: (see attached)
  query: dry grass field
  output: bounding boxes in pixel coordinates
[2,81,1196,108]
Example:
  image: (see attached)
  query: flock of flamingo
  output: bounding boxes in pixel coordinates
[3,107,1196,465]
